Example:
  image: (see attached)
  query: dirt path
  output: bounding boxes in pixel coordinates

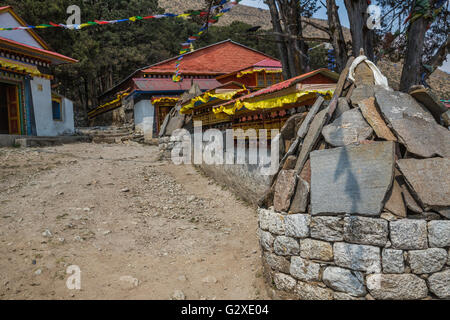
[0,143,268,300]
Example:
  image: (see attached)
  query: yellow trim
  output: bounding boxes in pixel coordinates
[213,90,334,116]
[237,68,282,78]
[152,97,179,104]
[180,89,247,114]
[0,56,51,78]
[88,92,130,117]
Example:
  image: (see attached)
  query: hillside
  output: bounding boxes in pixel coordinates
[159,1,449,100]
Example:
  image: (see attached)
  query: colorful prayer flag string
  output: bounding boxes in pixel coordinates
[0,10,212,31]
[173,0,241,82]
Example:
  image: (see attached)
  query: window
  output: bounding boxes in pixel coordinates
[52,96,62,121]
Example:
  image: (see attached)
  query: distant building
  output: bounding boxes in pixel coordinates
[91,40,283,139]
[0,6,77,136]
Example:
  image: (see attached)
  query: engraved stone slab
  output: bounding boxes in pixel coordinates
[310,141,395,216]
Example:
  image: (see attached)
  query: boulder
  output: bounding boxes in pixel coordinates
[284,214,310,238]
[408,248,447,274]
[310,216,344,242]
[290,257,321,281]
[366,274,428,300]
[343,216,389,247]
[382,249,404,274]
[390,219,428,250]
[323,266,367,297]
[334,243,381,273]
[428,270,450,299]
[300,239,333,261]
[428,221,450,248]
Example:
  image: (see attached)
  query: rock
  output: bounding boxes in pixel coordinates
[436,208,450,219]
[409,212,441,221]
[119,276,139,288]
[34,269,42,275]
[384,178,407,218]
[288,178,309,214]
[296,96,325,139]
[366,274,428,300]
[442,110,450,127]
[350,84,375,106]
[294,108,329,173]
[172,290,186,300]
[258,208,285,235]
[334,292,364,300]
[259,230,274,251]
[264,252,290,274]
[273,273,297,292]
[121,188,130,193]
[310,141,395,216]
[427,270,450,299]
[294,282,334,300]
[323,267,367,297]
[299,159,311,184]
[282,155,297,170]
[274,170,297,212]
[300,239,333,261]
[400,184,423,214]
[428,221,450,248]
[322,108,373,147]
[343,216,389,247]
[375,87,450,158]
[382,249,404,274]
[409,87,447,123]
[290,257,321,281]
[284,214,310,238]
[408,249,447,274]
[310,216,344,242]
[380,212,399,222]
[358,97,397,141]
[334,242,381,273]
[390,219,428,250]
[333,97,351,119]
[281,113,306,141]
[398,158,450,211]
[202,276,218,284]
[42,229,52,238]
[274,236,299,256]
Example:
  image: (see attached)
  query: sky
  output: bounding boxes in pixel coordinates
[239,0,449,73]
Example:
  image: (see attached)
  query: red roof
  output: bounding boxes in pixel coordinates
[253,58,282,68]
[217,69,339,107]
[0,36,77,64]
[133,78,221,92]
[142,40,280,75]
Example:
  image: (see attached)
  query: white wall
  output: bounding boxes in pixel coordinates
[134,99,155,139]
[0,12,44,49]
[30,77,74,136]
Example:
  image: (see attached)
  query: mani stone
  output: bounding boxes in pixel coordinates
[401,184,423,214]
[284,214,310,238]
[397,158,450,211]
[259,230,274,252]
[358,97,397,142]
[310,141,395,216]
[274,236,300,256]
[300,239,333,261]
[375,87,450,158]
[323,267,367,297]
[258,208,285,235]
[409,87,448,123]
[382,249,404,274]
[366,274,428,300]
[390,220,428,250]
[428,221,450,248]
[294,282,334,300]
[334,243,381,273]
[290,257,321,282]
[428,270,450,299]
[274,170,297,212]
[264,252,290,274]
[350,84,375,106]
[322,108,373,147]
[408,248,447,274]
[289,178,309,214]
[310,216,344,242]
[294,108,329,173]
[273,273,297,292]
[343,216,389,247]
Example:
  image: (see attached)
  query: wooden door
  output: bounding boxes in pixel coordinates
[6,86,20,135]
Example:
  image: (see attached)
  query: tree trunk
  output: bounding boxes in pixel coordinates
[400,17,429,91]
[344,0,375,60]
[326,0,349,72]
[265,0,291,79]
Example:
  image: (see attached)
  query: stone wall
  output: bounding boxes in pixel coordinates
[258,208,450,300]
